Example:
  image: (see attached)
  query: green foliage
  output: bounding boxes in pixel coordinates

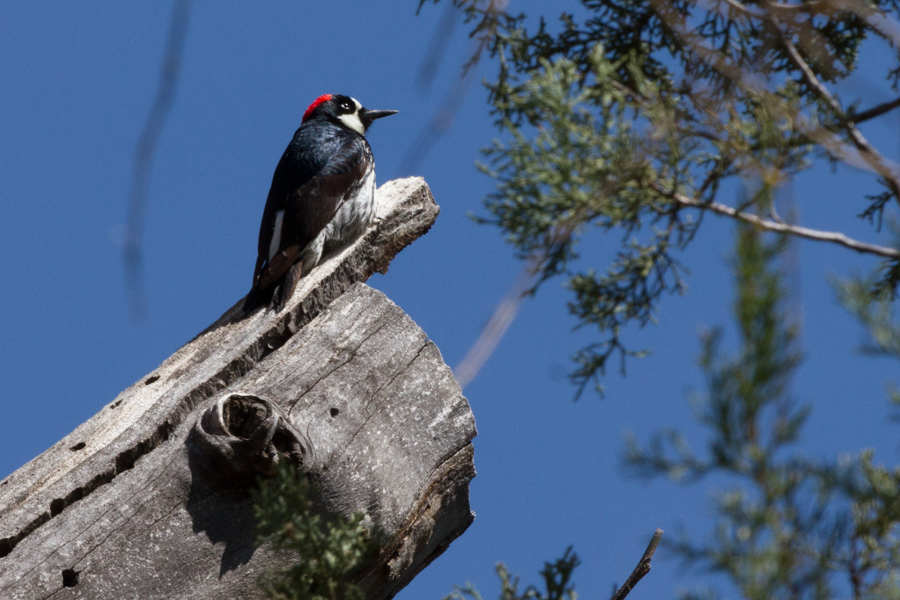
[444,547,581,600]
[625,227,900,599]
[422,0,900,394]
[838,273,900,411]
[253,462,371,600]
[838,275,900,356]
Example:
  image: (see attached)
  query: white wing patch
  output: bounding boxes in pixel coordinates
[268,209,285,261]
[337,97,366,135]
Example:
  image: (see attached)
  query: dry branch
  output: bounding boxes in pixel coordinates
[610,529,664,600]
[657,186,900,259]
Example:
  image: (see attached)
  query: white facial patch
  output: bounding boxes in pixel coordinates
[268,209,285,261]
[337,97,366,135]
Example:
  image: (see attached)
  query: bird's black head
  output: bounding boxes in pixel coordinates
[301,94,398,135]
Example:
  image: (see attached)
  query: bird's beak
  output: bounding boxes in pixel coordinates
[360,108,398,129]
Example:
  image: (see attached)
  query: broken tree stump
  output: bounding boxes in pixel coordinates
[0,178,476,600]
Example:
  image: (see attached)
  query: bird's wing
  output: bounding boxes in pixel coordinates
[252,139,368,292]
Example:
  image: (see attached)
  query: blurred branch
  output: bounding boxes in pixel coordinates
[453,264,533,389]
[766,8,900,201]
[416,0,460,91]
[454,219,577,389]
[610,529,664,600]
[406,2,524,388]
[398,0,510,175]
[831,0,900,48]
[652,0,900,203]
[656,185,900,258]
[718,0,900,49]
[396,68,476,175]
[124,0,192,318]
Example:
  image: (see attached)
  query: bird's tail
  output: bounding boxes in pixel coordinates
[272,262,303,312]
[241,264,303,316]
[241,283,274,316]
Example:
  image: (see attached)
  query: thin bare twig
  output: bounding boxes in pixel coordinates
[124,0,192,318]
[849,96,900,124]
[656,185,900,258]
[610,529,664,600]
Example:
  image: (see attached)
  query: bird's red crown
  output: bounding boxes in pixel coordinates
[302,94,334,123]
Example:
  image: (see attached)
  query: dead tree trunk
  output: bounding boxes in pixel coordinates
[0,178,476,600]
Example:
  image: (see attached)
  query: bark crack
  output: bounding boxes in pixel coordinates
[286,312,404,415]
[344,341,430,451]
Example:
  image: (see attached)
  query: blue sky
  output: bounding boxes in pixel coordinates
[2,2,899,598]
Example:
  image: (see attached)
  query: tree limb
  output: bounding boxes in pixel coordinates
[655,185,900,258]
[610,529,664,600]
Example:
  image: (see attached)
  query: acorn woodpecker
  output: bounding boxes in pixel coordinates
[242,94,397,314]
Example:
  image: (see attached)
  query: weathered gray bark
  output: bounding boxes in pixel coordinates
[0,178,476,600]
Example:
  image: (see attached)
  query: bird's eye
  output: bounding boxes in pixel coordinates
[341,101,352,112]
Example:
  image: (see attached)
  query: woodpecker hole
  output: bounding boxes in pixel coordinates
[62,568,79,588]
[330,408,340,418]
[70,442,86,451]
[144,375,160,386]
[109,399,123,410]
[50,499,66,517]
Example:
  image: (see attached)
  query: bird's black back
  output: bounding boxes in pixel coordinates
[243,118,372,313]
